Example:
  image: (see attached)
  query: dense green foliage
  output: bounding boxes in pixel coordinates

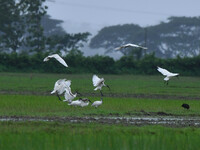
[0,0,47,53]
[90,16,200,58]
[0,1,90,54]
[0,52,200,75]
[41,15,66,37]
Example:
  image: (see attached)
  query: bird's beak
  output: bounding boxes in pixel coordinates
[76,91,82,96]
[106,85,110,90]
[88,99,92,103]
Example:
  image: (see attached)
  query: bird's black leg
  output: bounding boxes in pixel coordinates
[166,81,169,85]
[100,90,104,97]
[56,92,62,101]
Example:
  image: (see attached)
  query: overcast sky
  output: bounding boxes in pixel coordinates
[46,0,200,59]
[46,0,200,34]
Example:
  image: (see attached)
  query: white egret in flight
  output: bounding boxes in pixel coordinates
[92,74,110,96]
[115,43,147,50]
[157,66,179,85]
[43,54,68,67]
[51,79,70,101]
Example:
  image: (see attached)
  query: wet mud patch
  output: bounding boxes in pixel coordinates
[1,116,200,127]
[139,110,173,116]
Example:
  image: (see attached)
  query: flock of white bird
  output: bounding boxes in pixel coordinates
[43,54,109,108]
[114,43,179,84]
[43,43,179,108]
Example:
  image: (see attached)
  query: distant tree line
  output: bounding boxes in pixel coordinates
[0,51,200,76]
[1,1,200,76]
[0,0,91,54]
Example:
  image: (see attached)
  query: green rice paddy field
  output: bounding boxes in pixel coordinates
[0,95,200,117]
[0,72,200,96]
[0,72,200,150]
[1,122,200,150]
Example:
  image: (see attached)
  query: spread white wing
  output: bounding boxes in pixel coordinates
[56,79,66,85]
[43,54,68,67]
[63,79,77,102]
[126,43,147,49]
[157,67,171,76]
[51,79,70,95]
[92,75,101,86]
[64,90,71,99]
[65,80,71,88]
[64,89,74,101]
[115,43,147,50]
[115,46,124,50]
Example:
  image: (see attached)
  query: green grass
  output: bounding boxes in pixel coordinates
[0,94,199,117]
[1,73,200,150]
[0,122,200,150]
[1,72,200,96]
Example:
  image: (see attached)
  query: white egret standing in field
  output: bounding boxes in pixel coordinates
[43,54,68,67]
[157,66,179,85]
[51,79,71,101]
[91,98,103,108]
[92,74,110,96]
[68,98,82,107]
[115,43,147,50]
[80,98,92,107]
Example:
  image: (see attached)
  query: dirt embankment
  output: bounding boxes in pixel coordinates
[0,90,200,100]
[1,115,200,127]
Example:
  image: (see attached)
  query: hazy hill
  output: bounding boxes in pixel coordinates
[90,17,200,58]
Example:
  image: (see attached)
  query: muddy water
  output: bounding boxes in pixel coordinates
[0,116,200,127]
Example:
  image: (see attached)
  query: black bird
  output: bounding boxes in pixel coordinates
[181,103,190,110]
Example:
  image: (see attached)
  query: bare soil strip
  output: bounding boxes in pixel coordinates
[0,90,200,100]
[1,116,200,127]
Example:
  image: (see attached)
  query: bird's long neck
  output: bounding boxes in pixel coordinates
[74,93,77,97]
[69,91,77,97]
[173,73,179,76]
